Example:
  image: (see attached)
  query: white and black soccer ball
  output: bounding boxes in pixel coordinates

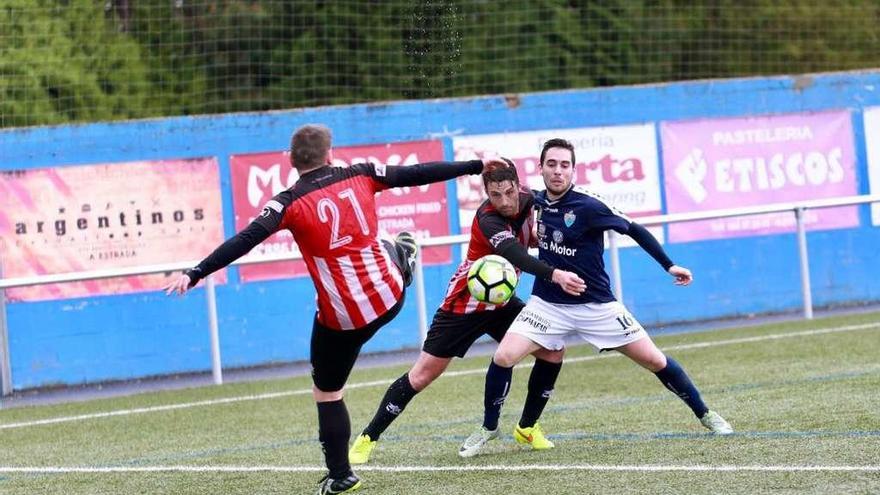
[466,254,518,304]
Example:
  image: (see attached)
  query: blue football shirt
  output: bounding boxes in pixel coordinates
[532,185,632,304]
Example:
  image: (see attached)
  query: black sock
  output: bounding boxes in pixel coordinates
[317,399,352,479]
[363,373,419,440]
[519,359,562,428]
[654,356,709,418]
[483,359,512,431]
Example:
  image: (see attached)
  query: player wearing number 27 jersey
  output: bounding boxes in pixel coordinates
[253,161,449,331]
[183,156,485,331]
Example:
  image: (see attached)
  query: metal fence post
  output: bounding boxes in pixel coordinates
[794,207,814,320]
[608,231,623,302]
[414,245,428,344]
[0,263,11,397]
[205,276,223,385]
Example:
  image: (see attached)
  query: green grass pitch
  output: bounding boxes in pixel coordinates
[1,311,878,494]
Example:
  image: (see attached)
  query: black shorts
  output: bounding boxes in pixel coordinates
[310,293,405,392]
[310,238,411,392]
[422,296,525,358]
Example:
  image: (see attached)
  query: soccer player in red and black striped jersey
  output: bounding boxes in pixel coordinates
[347,161,586,464]
[164,124,509,494]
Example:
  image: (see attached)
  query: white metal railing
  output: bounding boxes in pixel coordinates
[1,193,878,396]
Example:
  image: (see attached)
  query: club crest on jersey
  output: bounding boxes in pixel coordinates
[552,230,563,243]
[564,210,576,227]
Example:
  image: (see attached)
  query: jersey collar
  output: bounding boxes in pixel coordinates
[299,165,332,179]
[544,184,574,205]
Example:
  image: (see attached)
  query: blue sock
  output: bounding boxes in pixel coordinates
[654,356,709,418]
[483,359,512,431]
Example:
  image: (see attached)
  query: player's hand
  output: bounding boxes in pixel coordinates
[481,156,512,175]
[552,269,586,296]
[668,265,692,286]
[164,273,194,296]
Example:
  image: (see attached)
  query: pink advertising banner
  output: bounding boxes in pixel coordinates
[229,140,452,283]
[453,124,664,245]
[0,159,226,302]
[661,111,859,242]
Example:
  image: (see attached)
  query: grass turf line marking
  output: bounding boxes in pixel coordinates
[1,321,878,431]
[0,464,878,473]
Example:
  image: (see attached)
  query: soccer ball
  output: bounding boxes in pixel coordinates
[466,254,518,304]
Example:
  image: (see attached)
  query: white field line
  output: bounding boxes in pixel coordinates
[1,322,878,431]
[0,464,878,473]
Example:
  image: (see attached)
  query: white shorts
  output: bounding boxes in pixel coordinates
[507,295,646,352]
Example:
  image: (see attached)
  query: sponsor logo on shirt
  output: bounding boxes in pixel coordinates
[539,239,578,256]
[489,230,515,248]
[552,230,564,243]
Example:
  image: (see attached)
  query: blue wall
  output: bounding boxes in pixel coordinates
[3,71,880,389]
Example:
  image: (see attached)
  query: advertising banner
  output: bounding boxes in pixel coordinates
[661,111,858,242]
[863,106,880,225]
[0,158,225,301]
[453,124,663,244]
[229,140,451,282]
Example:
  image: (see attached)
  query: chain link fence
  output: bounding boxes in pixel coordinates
[2,0,879,128]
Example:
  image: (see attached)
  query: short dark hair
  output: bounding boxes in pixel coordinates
[290,124,332,170]
[539,138,575,166]
[483,157,519,191]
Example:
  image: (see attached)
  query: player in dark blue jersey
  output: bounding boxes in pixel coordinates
[462,138,732,456]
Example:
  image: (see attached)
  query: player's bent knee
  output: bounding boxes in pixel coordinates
[532,347,564,363]
[629,352,666,372]
[407,370,437,391]
[408,355,450,391]
[493,349,522,368]
[649,355,668,372]
[408,364,441,390]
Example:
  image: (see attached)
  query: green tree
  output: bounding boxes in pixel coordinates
[3,0,880,129]
[0,0,151,127]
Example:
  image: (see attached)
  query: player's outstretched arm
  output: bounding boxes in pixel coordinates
[625,222,676,271]
[163,221,273,296]
[625,222,692,286]
[377,157,510,188]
